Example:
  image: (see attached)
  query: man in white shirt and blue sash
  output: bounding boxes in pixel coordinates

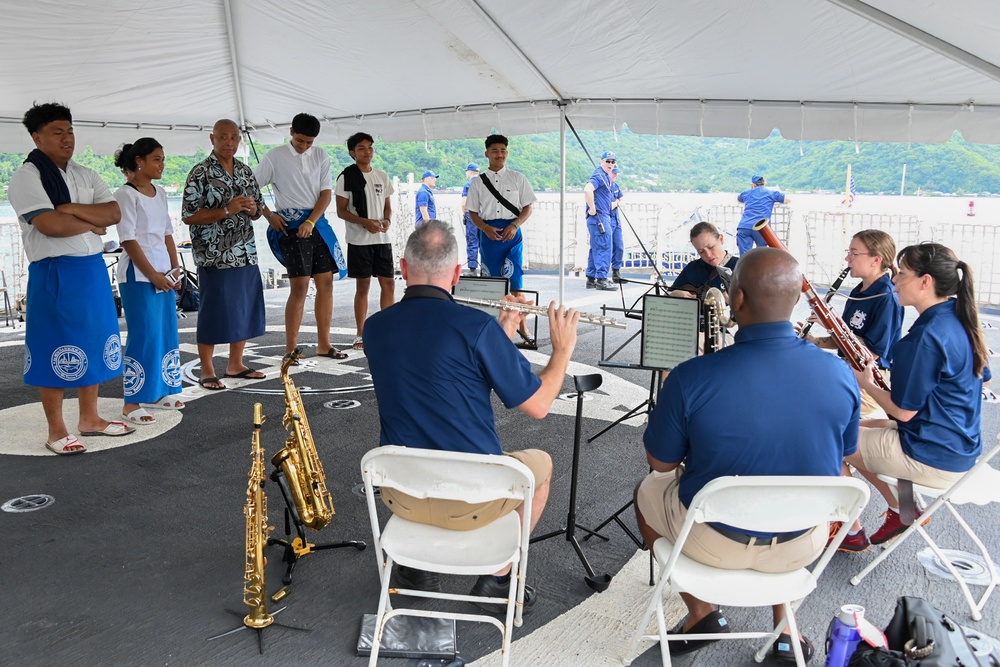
[465,134,537,347]
[255,113,348,360]
[8,103,134,455]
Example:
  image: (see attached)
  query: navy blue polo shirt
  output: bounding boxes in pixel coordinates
[415,184,436,225]
[644,321,860,509]
[668,255,739,292]
[587,168,613,218]
[363,285,542,455]
[842,273,904,370]
[737,186,785,229]
[891,300,983,472]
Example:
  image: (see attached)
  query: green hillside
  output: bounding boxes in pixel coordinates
[3,128,1000,198]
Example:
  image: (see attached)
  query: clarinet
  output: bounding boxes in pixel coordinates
[798,266,850,339]
[753,220,890,391]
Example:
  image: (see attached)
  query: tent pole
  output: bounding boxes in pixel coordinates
[559,105,566,304]
[222,0,248,131]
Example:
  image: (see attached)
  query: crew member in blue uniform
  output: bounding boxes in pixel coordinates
[848,243,989,545]
[609,166,625,283]
[415,170,437,226]
[737,174,790,255]
[364,219,580,613]
[583,151,617,291]
[667,222,739,298]
[800,230,903,418]
[636,247,860,662]
[460,163,480,274]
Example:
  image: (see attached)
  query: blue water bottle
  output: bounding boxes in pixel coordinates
[825,604,864,667]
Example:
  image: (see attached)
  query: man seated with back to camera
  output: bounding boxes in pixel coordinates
[635,247,861,663]
[667,221,738,299]
[363,219,580,613]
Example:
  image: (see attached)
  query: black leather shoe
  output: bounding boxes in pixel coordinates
[612,270,622,283]
[586,277,596,289]
[772,633,814,663]
[394,565,441,592]
[469,575,536,615]
[596,278,617,291]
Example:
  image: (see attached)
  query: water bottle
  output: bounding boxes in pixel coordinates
[825,604,865,667]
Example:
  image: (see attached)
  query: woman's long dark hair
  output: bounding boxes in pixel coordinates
[897,243,988,377]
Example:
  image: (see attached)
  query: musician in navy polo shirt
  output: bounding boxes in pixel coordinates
[364,219,579,614]
[668,221,739,299]
[848,243,989,545]
[635,248,860,662]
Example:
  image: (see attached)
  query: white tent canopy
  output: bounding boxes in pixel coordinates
[3,0,1000,153]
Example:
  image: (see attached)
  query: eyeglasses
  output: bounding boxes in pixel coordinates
[845,249,872,258]
[603,159,616,164]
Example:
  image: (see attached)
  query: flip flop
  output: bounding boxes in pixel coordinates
[140,397,185,410]
[198,377,226,391]
[317,348,349,360]
[45,435,85,455]
[223,368,266,379]
[79,420,137,437]
[122,407,157,425]
[352,337,364,350]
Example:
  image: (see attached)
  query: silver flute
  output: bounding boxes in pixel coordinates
[453,296,627,329]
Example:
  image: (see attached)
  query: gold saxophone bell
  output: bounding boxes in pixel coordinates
[271,349,335,531]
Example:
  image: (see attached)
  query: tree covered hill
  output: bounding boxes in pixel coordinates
[3,128,1000,198]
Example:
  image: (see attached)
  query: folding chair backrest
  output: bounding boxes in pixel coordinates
[690,476,870,535]
[361,445,533,505]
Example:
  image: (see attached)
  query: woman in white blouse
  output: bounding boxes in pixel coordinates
[113,138,184,424]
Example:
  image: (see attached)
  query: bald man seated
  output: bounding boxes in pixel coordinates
[634,247,861,663]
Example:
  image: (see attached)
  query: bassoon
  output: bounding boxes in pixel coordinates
[752,219,889,391]
[798,266,850,339]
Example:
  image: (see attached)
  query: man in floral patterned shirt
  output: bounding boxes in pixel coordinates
[181,119,266,390]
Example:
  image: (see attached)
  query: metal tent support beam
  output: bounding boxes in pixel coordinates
[222,0,249,131]
[559,106,567,304]
[828,0,1000,84]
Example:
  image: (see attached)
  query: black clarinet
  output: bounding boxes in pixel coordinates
[798,266,850,339]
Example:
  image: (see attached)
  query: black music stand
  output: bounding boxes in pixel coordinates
[267,468,367,586]
[531,374,613,592]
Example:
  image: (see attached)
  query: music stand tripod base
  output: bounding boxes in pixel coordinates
[531,374,613,592]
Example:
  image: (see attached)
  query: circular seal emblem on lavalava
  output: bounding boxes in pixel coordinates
[51,346,88,382]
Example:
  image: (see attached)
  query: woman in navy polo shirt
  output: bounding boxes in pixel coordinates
[801,229,904,416]
[849,243,989,544]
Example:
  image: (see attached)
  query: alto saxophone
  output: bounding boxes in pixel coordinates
[244,402,273,630]
[702,287,734,354]
[271,349,334,531]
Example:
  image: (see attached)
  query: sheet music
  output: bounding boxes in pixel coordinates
[640,295,700,370]
[453,277,509,317]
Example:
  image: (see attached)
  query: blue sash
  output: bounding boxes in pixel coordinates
[478,218,524,290]
[266,210,348,280]
[24,254,122,388]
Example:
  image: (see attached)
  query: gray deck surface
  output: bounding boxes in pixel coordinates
[1,272,998,667]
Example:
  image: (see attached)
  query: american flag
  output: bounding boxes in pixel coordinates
[843,164,857,207]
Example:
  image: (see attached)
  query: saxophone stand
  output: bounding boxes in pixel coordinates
[267,468,367,587]
[208,605,308,655]
[530,374,613,592]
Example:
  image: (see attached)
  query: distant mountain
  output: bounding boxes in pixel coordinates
[3,128,999,198]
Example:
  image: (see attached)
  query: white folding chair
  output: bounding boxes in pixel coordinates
[624,475,870,667]
[851,438,1000,620]
[360,446,534,667]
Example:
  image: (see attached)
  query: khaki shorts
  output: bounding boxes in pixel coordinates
[636,469,825,573]
[859,369,890,417]
[380,449,551,531]
[858,423,963,489]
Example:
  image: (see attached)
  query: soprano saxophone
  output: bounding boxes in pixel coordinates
[271,349,334,531]
[244,402,273,630]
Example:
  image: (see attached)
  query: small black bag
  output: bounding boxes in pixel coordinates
[176,270,200,312]
[849,596,997,666]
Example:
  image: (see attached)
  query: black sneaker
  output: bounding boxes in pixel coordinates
[586,277,596,289]
[394,565,441,592]
[469,574,536,615]
[772,633,814,663]
[596,278,617,291]
[612,270,622,283]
